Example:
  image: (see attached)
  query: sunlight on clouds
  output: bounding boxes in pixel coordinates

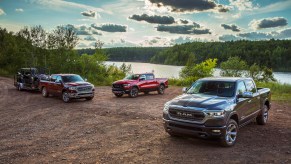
[0,8,6,15]
[15,8,24,12]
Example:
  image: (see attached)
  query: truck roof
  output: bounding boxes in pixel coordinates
[51,74,79,76]
[199,77,253,82]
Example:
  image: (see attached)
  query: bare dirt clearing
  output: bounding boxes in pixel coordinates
[0,76,290,163]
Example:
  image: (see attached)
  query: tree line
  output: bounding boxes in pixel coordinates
[150,40,291,72]
[0,26,130,85]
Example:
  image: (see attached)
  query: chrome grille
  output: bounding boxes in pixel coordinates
[113,84,123,88]
[77,86,92,92]
[169,108,205,121]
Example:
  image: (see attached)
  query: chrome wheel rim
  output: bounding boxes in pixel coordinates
[63,92,69,102]
[263,106,268,123]
[131,88,138,97]
[42,88,46,96]
[225,123,237,145]
[159,85,164,93]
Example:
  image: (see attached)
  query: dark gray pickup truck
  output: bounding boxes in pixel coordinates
[163,77,271,147]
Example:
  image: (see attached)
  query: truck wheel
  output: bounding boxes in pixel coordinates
[86,97,94,100]
[114,93,123,97]
[129,87,138,98]
[220,119,238,147]
[256,104,269,125]
[158,85,165,94]
[62,91,70,103]
[42,87,49,97]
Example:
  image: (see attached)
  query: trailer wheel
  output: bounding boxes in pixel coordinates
[42,87,49,97]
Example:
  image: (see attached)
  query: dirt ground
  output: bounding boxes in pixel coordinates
[0,76,290,164]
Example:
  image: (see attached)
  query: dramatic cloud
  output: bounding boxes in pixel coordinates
[0,8,5,15]
[84,35,96,41]
[221,24,240,32]
[129,14,175,24]
[250,17,288,30]
[180,19,189,24]
[147,0,229,13]
[157,25,211,35]
[15,8,24,12]
[229,0,257,11]
[91,24,127,32]
[219,28,291,41]
[81,10,99,18]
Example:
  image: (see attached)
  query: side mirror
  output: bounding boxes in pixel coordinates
[237,91,253,98]
[182,87,188,93]
[84,78,88,82]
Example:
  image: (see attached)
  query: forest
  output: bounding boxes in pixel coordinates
[0,26,129,85]
[84,40,291,72]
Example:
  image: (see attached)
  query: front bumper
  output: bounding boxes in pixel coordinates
[112,88,130,94]
[68,92,94,99]
[163,118,226,138]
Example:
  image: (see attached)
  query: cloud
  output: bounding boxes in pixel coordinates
[129,14,175,24]
[229,0,257,11]
[146,0,229,13]
[219,28,291,41]
[84,35,96,41]
[157,25,211,35]
[15,8,24,12]
[91,24,127,32]
[249,17,288,30]
[81,10,100,18]
[221,24,240,32]
[0,8,6,15]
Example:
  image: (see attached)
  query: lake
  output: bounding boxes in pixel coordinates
[105,61,291,84]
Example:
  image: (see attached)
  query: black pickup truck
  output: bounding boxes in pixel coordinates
[163,77,271,147]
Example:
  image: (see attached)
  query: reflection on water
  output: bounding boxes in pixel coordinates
[105,61,291,84]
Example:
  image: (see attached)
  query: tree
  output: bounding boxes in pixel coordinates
[180,58,217,79]
[220,56,248,77]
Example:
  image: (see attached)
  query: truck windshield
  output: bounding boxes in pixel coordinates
[62,75,84,83]
[187,81,235,97]
[124,74,140,80]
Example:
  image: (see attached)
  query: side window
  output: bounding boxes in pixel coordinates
[51,75,57,82]
[56,76,62,83]
[146,74,154,80]
[236,81,246,95]
[140,75,146,80]
[245,80,257,93]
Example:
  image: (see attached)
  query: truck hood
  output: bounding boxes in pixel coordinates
[113,79,137,84]
[169,94,231,110]
[64,82,92,86]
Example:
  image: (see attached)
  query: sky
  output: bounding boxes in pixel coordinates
[0,0,291,48]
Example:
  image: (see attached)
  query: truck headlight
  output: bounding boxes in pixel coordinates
[123,84,131,87]
[69,87,77,90]
[163,102,170,114]
[206,111,225,117]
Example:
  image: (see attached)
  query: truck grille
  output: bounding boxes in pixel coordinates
[113,84,123,88]
[77,86,92,92]
[169,108,205,122]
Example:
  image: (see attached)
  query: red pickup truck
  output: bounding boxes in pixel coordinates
[39,74,95,102]
[112,73,168,98]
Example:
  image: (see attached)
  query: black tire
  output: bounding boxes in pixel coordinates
[42,87,49,97]
[85,97,94,100]
[157,85,165,94]
[144,91,149,95]
[220,119,238,147]
[62,91,70,103]
[256,104,269,125]
[114,93,123,97]
[129,87,138,98]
